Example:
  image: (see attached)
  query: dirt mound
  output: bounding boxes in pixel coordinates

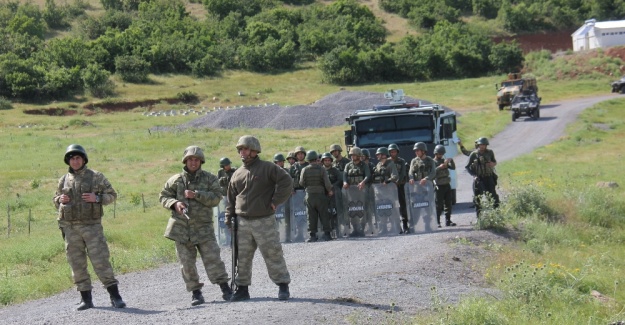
[23,108,77,116]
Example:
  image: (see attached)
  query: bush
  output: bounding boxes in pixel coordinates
[82,63,115,98]
[176,91,199,103]
[504,184,554,220]
[115,55,150,83]
[0,97,13,110]
[489,41,524,74]
[43,0,69,29]
[191,54,221,77]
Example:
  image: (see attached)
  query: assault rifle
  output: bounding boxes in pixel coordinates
[230,215,239,292]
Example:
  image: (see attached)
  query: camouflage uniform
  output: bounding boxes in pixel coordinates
[217,167,236,196]
[324,162,342,233]
[372,160,398,234]
[465,148,500,216]
[160,166,229,292]
[290,161,309,190]
[332,156,351,174]
[343,160,371,236]
[409,156,436,183]
[434,156,456,226]
[300,162,333,238]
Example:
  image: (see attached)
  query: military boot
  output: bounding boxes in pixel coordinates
[106,284,126,308]
[306,234,318,242]
[230,286,250,302]
[446,217,456,227]
[402,220,411,234]
[323,231,333,241]
[77,290,94,311]
[219,282,233,301]
[191,289,205,306]
[278,283,290,301]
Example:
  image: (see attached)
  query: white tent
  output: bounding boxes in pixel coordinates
[572,19,625,51]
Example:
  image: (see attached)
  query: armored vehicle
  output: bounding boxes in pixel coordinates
[510,92,541,121]
[496,73,538,110]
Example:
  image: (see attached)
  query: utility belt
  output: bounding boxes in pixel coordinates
[347,175,364,184]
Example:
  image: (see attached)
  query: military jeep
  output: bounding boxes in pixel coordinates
[611,75,625,94]
[496,73,538,110]
[510,92,541,121]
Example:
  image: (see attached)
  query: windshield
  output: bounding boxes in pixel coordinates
[512,96,529,104]
[502,80,523,87]
[354,114,433,147]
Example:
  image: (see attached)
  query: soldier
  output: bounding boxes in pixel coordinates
[457,139,477,157]
[372,147,399,234]
[300,151,334,242]
[159,146,232,306]
[286,151,296,168]
[53,144,126,311]
[321,152,342,237]
[226,135,292,302]
[289,146,308,191]
[433,145,456,227]
[465,137,500,217]
[273,153,289,173]
[330,144,350,173]
[409,142,436,186]
[342,147,371,237]
[388,144,409,233]
[217,157,236,195]
[361,149,375,180]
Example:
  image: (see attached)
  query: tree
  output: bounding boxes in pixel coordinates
[115,55,150,82]
[489,41,524,74]
[82,63,115,98]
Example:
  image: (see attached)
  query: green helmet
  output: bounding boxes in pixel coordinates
[476,137,489,145]
[321,152,333,161]
[434,145,446,154]
[348,147,362,156]
[286,151,295,160]
[294,146,305,155]
[64,144,88,165]
[236,135,262,153]
[329,144,342,152]
[273,153,285,162]
[413,142,427,151]
[361,148,370,158]
[305,150,318,161]
[182,146,205,164]
[219,157,231,168]
[376,147,389,157]
[388,143,400,153]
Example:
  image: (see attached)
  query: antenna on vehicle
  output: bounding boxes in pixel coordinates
[384,89,405,105]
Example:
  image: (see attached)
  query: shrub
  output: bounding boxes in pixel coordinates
[82,63,115,98]
[176,91,199,103]
[115,55,150,83]
[505,184,554,220]
[191,54,220,77]
[0,97,13,110]
[43,0,69,29]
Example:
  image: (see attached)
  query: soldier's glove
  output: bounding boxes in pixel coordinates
[225,216,232,229]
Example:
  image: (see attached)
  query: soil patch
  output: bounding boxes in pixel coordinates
[83,98,187,113]
[23,108,77,116]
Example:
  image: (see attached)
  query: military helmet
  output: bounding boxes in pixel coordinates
[434,145,446,154]
[321,152,333,161]
[236,135,262,153]
[64,144,88,165]
[286,151,295,160]
[413,142,427,151]
[476,137,489,145]
[388,143,400,153]
[361,148,370,158]
[305,150,318,161]
[273,153,285,162]
[348,147,362,156]
[329,144,342,152]
[294,146,305,155]
[182,146,205,164]
[219,157,231,168]
[376,147,389,157]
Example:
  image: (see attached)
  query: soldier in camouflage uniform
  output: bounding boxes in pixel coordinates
[286,151,296,168]
[433,145,456,227]
[289,146,308,191]
[465,137,500,217]
[330,144,350,173]
[53,144,126,311]
[217,157,236,195]
[342,147,371,237]
[388,144,410,233]
[409,142,436,186]
[227,135,292,302]
[457,139,477,156]
[372,147,399,234]
[361,149,376,234]
[300,151,334,242]
[274,153,289,173]
[159,146,232,306]
[321,152,342,237]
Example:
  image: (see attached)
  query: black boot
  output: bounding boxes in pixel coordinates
[278,283,290,301]
[402,220,410,234]
[76,290,94,311]
[106,284,126,308]
[191,289,205,306]
[323,232,333,241]
[230,285,250,302]
[219,282,233,301]
[446,217,456,227]
[306,234,318,242]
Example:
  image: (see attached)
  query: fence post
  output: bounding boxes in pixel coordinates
[142,194,146,213]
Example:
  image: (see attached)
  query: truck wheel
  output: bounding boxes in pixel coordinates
[498,104,505,110]
[620,86,625,94]
[512,112,517,121]
[532,109,539,120]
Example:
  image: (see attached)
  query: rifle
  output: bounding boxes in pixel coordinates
[230,215,239,292]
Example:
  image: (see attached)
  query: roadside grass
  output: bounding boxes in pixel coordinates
[420,97,625,324]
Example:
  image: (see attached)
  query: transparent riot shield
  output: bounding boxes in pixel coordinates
[289,190,308,242]
[328,185,342,239]
[213,197,231,247]
[404,182,437,233]
[274,200,289,243]
[341,186,368,237]
[372,183,401,235]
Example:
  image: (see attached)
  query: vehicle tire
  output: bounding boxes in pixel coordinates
[498,104,504,110]
[512,112,517,121]
[532,109,539,120]
[536,108,540,119]
[620,86,625,94]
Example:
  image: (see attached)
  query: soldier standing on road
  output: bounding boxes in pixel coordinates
[388,144,409,233]
[330,144,350,173]
[159,146,232,306]
[321,152,343,237]
[300,151,334,242]
[289,146,308,191]
[217,157,236,195]
[361,149,376,234]
[372,147,399,234]
[53,144,126,311]
[343,147,371,237]
[433,145,456,227]
[465,137,500,217]
[226,135,293,302]
[409,142,436,186]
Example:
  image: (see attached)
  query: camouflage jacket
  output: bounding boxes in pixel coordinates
[466,149,497,178]
[372,160,398,184]
[159,168,222,244]
[390,157,408,185]
[433,156,456,186]
[300,163,332,194]
[343,161,371,185]
[409,156,436,182]
[54,167,117,225]
[324,165,343,188]
[289,161,309,190]
[332,156,351,173]
[217,167,236,195]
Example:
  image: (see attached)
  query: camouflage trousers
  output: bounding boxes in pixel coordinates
[235,215,291,286]
[175,238,229,292]
[60,223,118,291]
[305,193,331,233]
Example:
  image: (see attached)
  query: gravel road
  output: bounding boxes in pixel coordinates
[1,93,617,325]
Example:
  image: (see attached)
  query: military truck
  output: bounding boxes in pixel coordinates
[496,73,538,110]
[343,89,458,200]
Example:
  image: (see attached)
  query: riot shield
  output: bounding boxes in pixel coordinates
[341,186,368,237]
[404,182,437,233]
[274,200,289,243]
[327,185,342,238]
[372,183,401,235]
[213,197,231,247]
[289,190,308,242]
